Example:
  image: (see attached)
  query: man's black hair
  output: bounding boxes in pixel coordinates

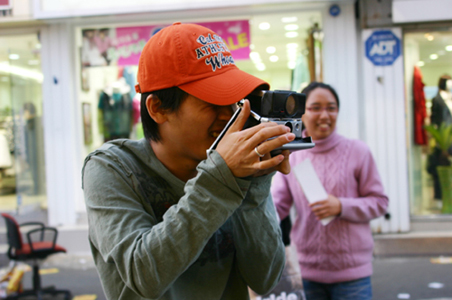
[301,81,340,108]
[141,87,189,142]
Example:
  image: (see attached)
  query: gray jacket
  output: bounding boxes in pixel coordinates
[82,138,285,300]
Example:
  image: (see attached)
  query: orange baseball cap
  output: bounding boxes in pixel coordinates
[135,22,270,106]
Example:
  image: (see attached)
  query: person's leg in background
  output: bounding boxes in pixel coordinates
[302,279,331,300]
[330,277,372,300]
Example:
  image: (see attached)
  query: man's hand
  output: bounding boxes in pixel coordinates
[309,195,342,220]
[216,100,295,178]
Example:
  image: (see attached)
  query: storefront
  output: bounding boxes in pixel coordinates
[32,0,362,229]
[0,0,48,221]
[360,0,452,235]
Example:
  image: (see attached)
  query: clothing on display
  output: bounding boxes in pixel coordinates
[412,66,428,145]
[0,134,12,169]
[98,78,133,142]
[427,75,452,200]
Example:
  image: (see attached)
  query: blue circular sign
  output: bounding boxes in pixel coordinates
[329,4,341,17]
[365,30,401,66]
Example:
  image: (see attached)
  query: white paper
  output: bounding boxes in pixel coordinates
[293,158,335,226]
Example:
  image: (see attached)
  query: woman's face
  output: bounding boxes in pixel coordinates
[302,87,338,140]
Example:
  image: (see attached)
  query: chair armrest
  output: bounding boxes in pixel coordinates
[26,227,58,252]
[20,222,45,241]
[20,222,45,227]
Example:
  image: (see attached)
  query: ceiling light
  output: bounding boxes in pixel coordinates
[9,54,19,60]
[249,51,261,63]
[250,44,255,50]
[0,62,43,82]
[446,45,452,51]
[430,54,438,60]
[285,32,299,38]
[266,46,276,54]
[287,61,296,69]
[256,63,266,71]
[284,24,299,31]
[427,35,434,41]
[28,60,40,65]
[417,61,425,67]
[281,17,298,23]
[259,22,270,30]
[269,55,279,62]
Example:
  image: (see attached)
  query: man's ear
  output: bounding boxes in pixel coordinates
[146,94,168,124]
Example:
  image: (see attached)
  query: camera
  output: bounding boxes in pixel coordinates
[241,90,315,154]
[208,90,315,154]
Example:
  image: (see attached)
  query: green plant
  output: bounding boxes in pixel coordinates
[424,122,452,160]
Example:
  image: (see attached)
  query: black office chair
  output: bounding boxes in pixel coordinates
[1,213,72,300]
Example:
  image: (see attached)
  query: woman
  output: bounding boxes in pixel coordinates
[271,82,388,300]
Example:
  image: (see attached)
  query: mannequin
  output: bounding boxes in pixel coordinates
[427,75,452,201]
[431,75,452,127]
[98,78,133,142]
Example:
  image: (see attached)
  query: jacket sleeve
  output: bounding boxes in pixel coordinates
[230,174,286,295]
[339,144,389,223]
[270,171,294,221]
[82,150,247,299]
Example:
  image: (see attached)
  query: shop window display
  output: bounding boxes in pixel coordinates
[0,34,46,214]
[405,30,452,216]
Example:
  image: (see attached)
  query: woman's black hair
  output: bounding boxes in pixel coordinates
[140,86,189,142]
[301,82,340,108]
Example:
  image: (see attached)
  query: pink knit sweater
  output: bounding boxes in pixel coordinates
[271,130,388,283]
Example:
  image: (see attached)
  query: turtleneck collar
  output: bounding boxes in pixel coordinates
[302,129,343,153]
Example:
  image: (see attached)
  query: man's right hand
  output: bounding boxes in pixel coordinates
[215,100,295,178]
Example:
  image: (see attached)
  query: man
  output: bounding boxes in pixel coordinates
[82,22,295,300]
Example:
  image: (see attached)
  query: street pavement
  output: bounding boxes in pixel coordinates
[3,255,452,300]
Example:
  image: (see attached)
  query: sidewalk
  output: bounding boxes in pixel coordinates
[5,254,452,300]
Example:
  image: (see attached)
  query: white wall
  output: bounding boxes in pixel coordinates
[361,27,410,233]
[40,23,80,226]
[322,2,360,140]
[393,0,452,24]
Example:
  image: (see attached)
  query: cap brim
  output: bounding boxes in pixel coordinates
[178,68,270,106]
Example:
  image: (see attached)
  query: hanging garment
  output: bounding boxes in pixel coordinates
[0,134,12,169]
[98,92,133,141]
[413,66,428,145]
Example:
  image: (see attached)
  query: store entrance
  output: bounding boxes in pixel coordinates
[405,28,452,217]
[0,33,46,217]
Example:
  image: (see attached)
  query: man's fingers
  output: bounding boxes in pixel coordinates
[228,99,250,133]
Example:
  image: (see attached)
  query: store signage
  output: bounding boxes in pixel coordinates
[0,0,11,10]
[81,20,250,67]
[365,30,401,66]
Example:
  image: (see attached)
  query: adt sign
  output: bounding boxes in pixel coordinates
[365,30,401,66]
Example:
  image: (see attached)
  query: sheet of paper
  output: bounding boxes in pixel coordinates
[293,158,335,226]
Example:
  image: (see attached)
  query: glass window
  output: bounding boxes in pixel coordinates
[0,34,46,215]
[405,29,452,216]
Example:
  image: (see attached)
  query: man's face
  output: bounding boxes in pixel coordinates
[161,94,234,163]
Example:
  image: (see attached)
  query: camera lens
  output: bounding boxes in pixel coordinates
[284,121,293,132]
[285,95,297,116]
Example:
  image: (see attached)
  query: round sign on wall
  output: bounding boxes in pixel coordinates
[365,30,401,66]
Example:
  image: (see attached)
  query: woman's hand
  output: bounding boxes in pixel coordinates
[309,195,342,220]
[216,100,295,178]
